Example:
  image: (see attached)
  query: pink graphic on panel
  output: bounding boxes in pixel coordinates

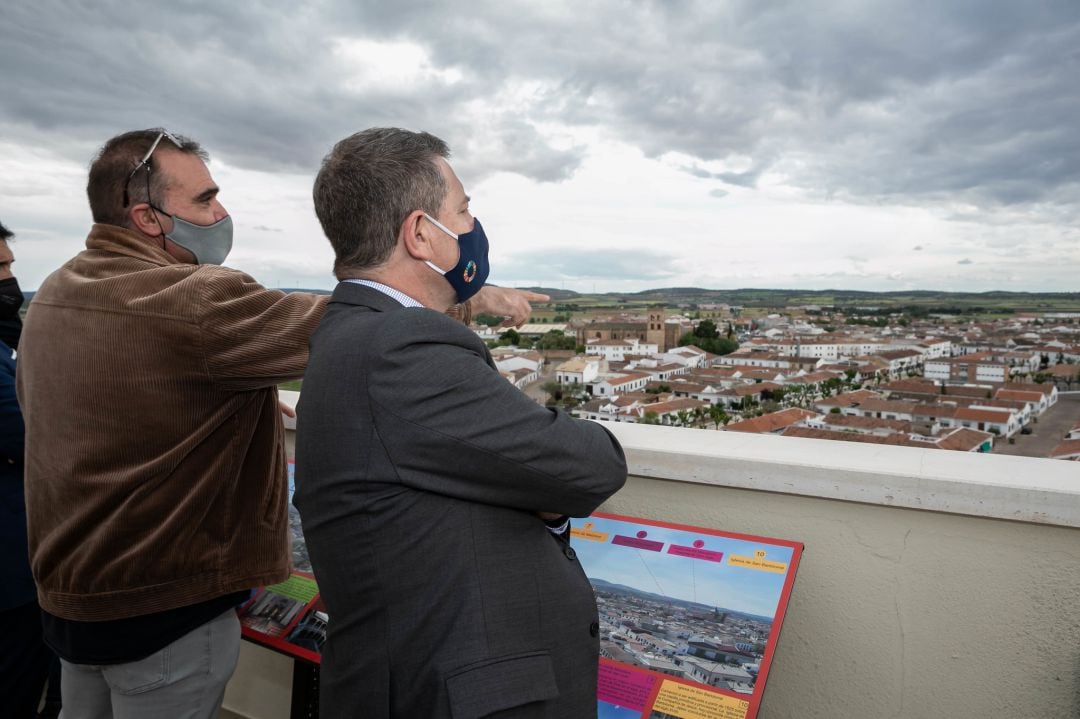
[611,530,664,552]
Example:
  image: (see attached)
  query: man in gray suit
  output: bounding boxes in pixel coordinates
[294,128,627,718]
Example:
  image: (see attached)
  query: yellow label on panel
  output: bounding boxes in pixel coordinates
[571,523,609,542]
[652,680,750,719]
[728,554,788,573]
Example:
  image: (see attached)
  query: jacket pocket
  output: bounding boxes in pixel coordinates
[445,651,559,719]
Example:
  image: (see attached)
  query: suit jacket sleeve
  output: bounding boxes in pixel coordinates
[368,310,626,517]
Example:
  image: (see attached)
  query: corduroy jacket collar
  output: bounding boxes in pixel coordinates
[85,223,183,266]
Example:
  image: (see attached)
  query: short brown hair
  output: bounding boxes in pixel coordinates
[313,128,449,278]
[87,129,207,228]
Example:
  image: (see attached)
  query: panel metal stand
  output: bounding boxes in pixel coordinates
[290,660,320,719]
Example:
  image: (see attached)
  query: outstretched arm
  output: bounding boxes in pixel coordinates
[468,286,550,328]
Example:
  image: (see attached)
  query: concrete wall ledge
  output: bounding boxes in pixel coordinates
[599,422,1080,528]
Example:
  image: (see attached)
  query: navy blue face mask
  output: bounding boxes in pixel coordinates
[423,213,490,304]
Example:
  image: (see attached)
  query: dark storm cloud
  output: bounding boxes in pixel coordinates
[0,1,581,180]
[3,0,1078,211]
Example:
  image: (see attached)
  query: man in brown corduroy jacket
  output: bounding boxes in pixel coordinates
[15,128,545,718]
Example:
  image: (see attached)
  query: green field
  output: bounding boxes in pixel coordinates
[516,287,1080,318]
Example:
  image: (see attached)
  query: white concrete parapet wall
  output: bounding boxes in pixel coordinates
[225,423,1080,719]
[604,422,1080,527]
[598,423,1080,719]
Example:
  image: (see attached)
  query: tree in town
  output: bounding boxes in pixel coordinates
[694,319,720,339]
[678,332,738,356]
[821,377,842,397]
[762,386,786,403]
[541,381,563,402]
[708,404,730,429]
[534,330,577,350]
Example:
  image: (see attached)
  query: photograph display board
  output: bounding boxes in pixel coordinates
[241,464,803,719]
[575,513,802,719]
[238,571,326,664]
[238,461,323,663]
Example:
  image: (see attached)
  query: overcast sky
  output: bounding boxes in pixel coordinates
[2,1,1078,293]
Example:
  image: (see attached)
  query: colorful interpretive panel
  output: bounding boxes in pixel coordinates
[243,464,803,717]
[238,571,326,664]
[575,512,802,719]
[238,462,324,663]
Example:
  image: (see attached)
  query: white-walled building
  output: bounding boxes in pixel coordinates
[490,348,544,375]
[554,356,604,385]
[658,346,709,369]
[590,371,652,396]
[585,338,659,362]
[946,406,1021,438]
[925,358,1010,383]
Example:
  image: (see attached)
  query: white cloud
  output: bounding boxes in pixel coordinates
[333,38,464,92]
[1,1,1078,293]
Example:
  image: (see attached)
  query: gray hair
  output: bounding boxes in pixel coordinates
[87,129,207,229]
[313,128,450,278]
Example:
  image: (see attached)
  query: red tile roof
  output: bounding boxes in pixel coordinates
[782,426,917,446]
[952,407,1013,424]
[815,389,884,407]
[731,381,782,397]
[821,415,912,432]
[1001,382,1057,397]
[725,408,818,434]
[604,372,652,386]
[852,398,919,415]
[934,428,995,452]
[994,389,1043,403]
[634,398,709,416]
[1049,439,1080,460]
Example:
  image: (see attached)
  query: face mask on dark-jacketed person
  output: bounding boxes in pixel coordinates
[422,213,490,304]
[0,277,23,320]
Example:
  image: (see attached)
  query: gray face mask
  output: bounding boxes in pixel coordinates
[162,213,234,265]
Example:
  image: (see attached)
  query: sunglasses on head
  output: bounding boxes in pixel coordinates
[122,130,184,208]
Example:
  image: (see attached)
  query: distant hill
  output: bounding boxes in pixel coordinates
[31,284,1073,312]
[279,288,332,295]
[515,286,581,300]
[620,287,1080,303]
[507,287,1080,312]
